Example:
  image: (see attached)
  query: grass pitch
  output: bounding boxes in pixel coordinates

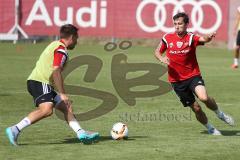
[0,41,240,160]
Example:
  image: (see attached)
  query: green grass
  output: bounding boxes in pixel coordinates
[0,41,240,160]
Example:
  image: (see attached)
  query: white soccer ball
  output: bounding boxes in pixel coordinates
[110,122,128,140]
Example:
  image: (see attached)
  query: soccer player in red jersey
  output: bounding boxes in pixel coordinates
[6,24,99,146]
[155,12,234,135]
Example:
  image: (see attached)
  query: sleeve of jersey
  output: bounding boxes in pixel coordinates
[158,39,167,54]
[53,46,67,68]
[193,35,204,46]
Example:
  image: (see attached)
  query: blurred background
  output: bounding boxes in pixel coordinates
[0,0,239,48]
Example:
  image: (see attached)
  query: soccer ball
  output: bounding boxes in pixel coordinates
[110,122,128,140]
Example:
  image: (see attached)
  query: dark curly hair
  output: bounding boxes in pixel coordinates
[173,12,189,24]
[60,24,78,39]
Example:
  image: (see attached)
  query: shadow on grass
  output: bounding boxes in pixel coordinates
[0,93,11,96]
[19,135,148,145]
[98,135,148,141]
[200,130,240,136]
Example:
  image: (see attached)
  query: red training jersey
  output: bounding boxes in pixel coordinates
[158,32,203,82]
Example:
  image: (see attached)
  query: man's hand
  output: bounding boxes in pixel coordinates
[208,32,216,39]
[160,56,170,65]
[199,32,216,43]
[59,93,71,107]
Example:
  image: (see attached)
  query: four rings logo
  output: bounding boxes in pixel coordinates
[136,0,222,33]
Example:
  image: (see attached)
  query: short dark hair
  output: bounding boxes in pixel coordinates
[60,24,78,39]
[173,12,189,24]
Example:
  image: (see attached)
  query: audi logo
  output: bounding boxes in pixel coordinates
[136,0,222,33]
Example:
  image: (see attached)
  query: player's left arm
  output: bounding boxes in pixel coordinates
[198,32,216,43]
[52,47,70,106]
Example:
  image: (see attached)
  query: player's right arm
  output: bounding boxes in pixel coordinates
[155,39,169,65]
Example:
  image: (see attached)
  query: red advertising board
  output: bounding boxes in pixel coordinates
[0,0,15,33]
[0,0,229,41]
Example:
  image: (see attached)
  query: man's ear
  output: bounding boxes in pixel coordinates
[66,35,73,43]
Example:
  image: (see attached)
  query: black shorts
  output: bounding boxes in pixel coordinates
[171,76,205,107]
[27,80,61,107]
[237,30,240,46]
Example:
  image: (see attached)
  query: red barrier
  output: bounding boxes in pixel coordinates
[0,0,229,41]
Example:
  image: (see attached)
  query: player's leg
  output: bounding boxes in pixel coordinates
[232,31,240,68]
[171,78,220,135]
[190,101,207,125]
[54,97,99,144]
[189,101,221,135]
[193,79,234,126]
[55,100,83,133]
[194,85,217,111]
[232,45,239,68]
[6,102,54,146]
[6,80,55,146]
[28,102,53,123]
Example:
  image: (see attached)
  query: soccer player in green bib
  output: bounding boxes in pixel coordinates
[6,24,99,146]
